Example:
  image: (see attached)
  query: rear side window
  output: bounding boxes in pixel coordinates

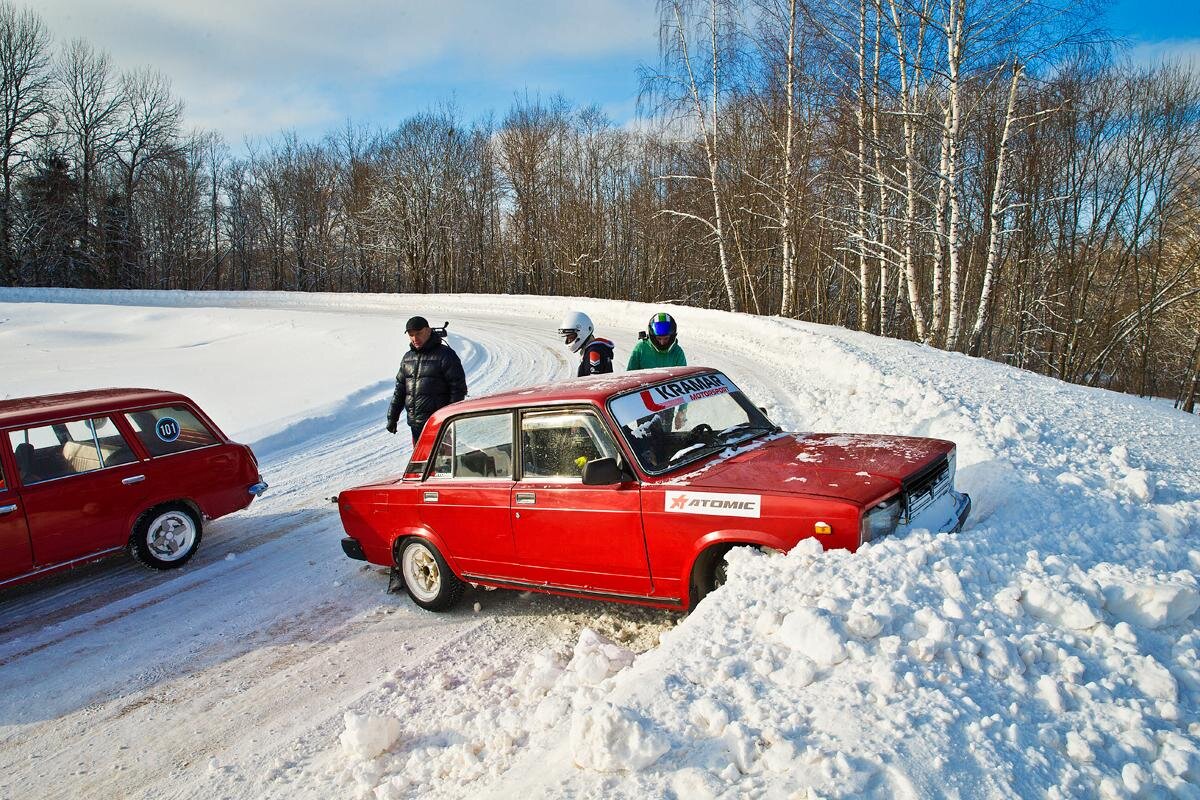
[8,417,137,485]
[430,413,513,479]
[124,406,218,457]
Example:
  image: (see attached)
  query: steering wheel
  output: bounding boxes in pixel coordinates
[686,423,716,447]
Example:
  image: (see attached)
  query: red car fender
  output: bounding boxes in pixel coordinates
[680,528,792,598]
[388,526,464,575]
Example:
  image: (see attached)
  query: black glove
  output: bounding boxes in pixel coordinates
[386,422,398,434]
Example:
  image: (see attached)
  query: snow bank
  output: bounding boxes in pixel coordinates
[2,289,1196,800]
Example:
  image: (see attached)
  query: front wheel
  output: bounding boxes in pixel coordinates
[131,504,202,569]
[398,539,464,611]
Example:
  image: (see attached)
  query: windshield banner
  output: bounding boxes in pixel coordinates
[611,373,738,424]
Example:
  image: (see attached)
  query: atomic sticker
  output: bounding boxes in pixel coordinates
[664,490,761,518]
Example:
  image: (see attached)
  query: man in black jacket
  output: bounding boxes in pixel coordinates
[386,316,468,443]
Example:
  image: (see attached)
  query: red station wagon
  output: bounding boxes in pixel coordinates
[0,389,267,589]
[337,367,971,611]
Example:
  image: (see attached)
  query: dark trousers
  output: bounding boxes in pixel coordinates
[409,422,425,445]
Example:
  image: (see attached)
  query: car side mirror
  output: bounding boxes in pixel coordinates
[582,457,629,486]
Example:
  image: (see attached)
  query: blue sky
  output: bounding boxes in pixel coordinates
[33,0,1200,148]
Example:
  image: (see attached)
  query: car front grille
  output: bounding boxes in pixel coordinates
[902,456,951,523]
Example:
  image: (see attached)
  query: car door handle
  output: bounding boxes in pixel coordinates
[122,475,146,485]
[515,492,536,505]
[0,504,16,515]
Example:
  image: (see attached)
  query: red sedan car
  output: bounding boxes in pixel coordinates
[0,389,267,589]
[338,367,970,611]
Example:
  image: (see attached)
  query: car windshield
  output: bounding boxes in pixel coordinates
[608,372,775,474]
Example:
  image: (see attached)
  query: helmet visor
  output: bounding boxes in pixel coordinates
[558,328,578,345]
[649,320,674,337]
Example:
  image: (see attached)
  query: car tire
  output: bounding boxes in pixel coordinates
[130,503,203,570]
[397,538,464,612]
[689,544,734,608]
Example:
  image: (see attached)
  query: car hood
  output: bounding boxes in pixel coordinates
[666,432,953,506]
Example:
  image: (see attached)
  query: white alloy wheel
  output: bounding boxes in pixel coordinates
[402,541,442,603]
[145,510,198,562]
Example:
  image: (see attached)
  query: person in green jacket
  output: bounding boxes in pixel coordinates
[627,312,687,370]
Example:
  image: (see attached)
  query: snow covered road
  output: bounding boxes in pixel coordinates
[1,289,1198,799]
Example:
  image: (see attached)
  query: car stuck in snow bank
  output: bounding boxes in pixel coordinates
[0,389,267,589]
[337,367,970,611]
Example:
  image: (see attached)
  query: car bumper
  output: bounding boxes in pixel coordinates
[341,537,366,561]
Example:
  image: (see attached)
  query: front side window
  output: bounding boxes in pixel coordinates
[430,413,513,480]
[609,372,774,474]
[521,410,619,480]
[8,417,137,485]
[124,406,218,457]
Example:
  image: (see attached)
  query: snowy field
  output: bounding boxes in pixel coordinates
[0,288,1198,800]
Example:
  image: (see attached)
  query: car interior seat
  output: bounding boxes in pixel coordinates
[13,442,40,483]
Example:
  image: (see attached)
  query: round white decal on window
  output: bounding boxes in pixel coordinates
[155,417,180,442]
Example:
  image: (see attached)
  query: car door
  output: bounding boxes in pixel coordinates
[10,416,149,567]
[121,404,249,517]
[416,411,516,576]
[0,445,33,582]
[509,408,651,597]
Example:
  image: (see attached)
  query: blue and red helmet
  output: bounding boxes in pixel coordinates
[647,312,677,352]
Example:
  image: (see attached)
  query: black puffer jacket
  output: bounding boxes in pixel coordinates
[387,335,467,429]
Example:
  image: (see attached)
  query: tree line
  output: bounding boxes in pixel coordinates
[1,0,1197,410]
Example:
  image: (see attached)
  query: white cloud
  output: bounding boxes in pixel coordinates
[1125,38,1200,70]
[35,0,658,143]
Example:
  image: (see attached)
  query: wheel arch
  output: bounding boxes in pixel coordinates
[683,529,789,610]
[389,527,462,576]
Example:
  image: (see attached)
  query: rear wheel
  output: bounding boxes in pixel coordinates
[397,539,464,611]
[131,504,202,570]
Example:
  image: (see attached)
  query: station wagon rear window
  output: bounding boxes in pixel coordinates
[124,406,218,457]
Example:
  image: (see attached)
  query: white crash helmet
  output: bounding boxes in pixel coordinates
[558,311,594,353]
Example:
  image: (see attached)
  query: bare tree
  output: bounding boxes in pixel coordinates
[645,0,741,312]
[56,39,123,274]
[0,2,52,283]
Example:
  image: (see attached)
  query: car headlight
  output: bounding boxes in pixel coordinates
[861,496,903,544]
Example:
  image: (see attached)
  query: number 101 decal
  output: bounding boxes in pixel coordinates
[155,417,180,442]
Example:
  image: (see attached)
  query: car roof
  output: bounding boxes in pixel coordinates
[0,388,193,428]
[444,366,720,416]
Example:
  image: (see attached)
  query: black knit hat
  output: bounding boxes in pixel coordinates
[405,315,430,332]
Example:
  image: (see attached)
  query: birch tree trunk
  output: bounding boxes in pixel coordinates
[779,0,798,317]
[855,0,870,330]
[942,0,966,350]
[968,61,1023,354]
[887,0,929,343]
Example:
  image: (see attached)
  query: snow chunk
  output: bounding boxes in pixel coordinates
[1129,655,1178,702]
[777,608,847,666]
[1101,577,1200,630]
[339,712,400,760]
[570,702,670,772]
[1020,581,1102,631]
[569,629,635,685]
[689,697,730,737]
[1121,469,1154,502]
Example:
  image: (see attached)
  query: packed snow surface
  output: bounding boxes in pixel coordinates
[0,288,1197,799]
